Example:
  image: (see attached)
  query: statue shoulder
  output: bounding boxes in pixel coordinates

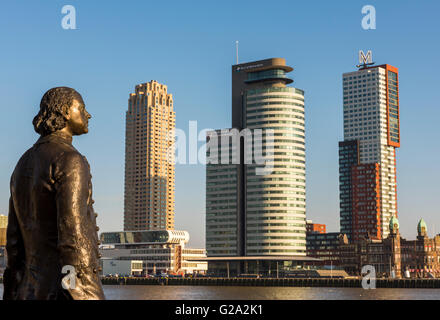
[53,150,90,179]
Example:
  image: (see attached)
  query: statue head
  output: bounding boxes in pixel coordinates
[33,87,91,136]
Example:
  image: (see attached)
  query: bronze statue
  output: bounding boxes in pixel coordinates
[3,87,105,300]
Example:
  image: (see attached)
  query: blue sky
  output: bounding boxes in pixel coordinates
[0,0,439,247]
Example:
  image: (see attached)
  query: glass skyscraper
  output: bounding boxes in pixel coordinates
[206,58,307,257]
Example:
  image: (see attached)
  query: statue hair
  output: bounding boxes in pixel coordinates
[33,87,82,136]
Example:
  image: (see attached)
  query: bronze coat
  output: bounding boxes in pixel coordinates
[3,132,105,300]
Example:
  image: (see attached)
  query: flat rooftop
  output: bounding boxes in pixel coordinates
[186,256,321,262]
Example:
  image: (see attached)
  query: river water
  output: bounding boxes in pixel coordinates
[1,285,440,300]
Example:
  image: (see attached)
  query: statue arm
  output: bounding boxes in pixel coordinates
[54,152,103,300]
[3,196,25,300]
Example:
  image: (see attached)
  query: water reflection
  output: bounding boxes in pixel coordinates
[102,285,440,300]
[0,285,439,300]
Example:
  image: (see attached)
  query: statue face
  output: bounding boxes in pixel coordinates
[66,97,91,135]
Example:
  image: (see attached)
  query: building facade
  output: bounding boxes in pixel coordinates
[0,247,5,272]
[124,81,175,231]
[306,231,340,267]
[101,259,144,277]
[400,219,440,278]
[340,63,400,241]
[100,230,207,275]
[0,214,7,228]
[206,58,307,258]
[0,214,7,247]
[306,220,326,234]
[338,218,440,278]
[206,129,240,256]
[0,215,6,271]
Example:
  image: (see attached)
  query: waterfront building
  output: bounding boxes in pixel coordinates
[305,220,340,267]
[124,81,175,231]
[339,62,400,241]
[191,255,321,278]
[338,218,440,278]
[306,231,340,267]
[206,58,307,260]
[101,259,143,277]
[400,219,440,278]
[338,219,401,277]
[99,230,207,275]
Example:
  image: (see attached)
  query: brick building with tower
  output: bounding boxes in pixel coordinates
[339,60,400,241]
[338,217,440,278]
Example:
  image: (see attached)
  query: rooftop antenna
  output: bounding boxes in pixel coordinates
[236,40,239,64]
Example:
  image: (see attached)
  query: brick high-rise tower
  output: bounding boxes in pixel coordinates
[339,58,400,241]
[124,80,175,231]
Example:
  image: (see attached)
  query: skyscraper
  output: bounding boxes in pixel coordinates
[0,214,7,247]
[0,214,7,228]
[124,80,175,231]
[339,62,400,241]
[206,58,307,257]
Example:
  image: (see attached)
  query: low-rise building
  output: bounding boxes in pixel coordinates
[189,256,321,278]
[400,219,440,278]
[338,217,440,278]
[99,230,207,276]
[306,232,340,267]
[305,220,341,267]
[101,259,143,277]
